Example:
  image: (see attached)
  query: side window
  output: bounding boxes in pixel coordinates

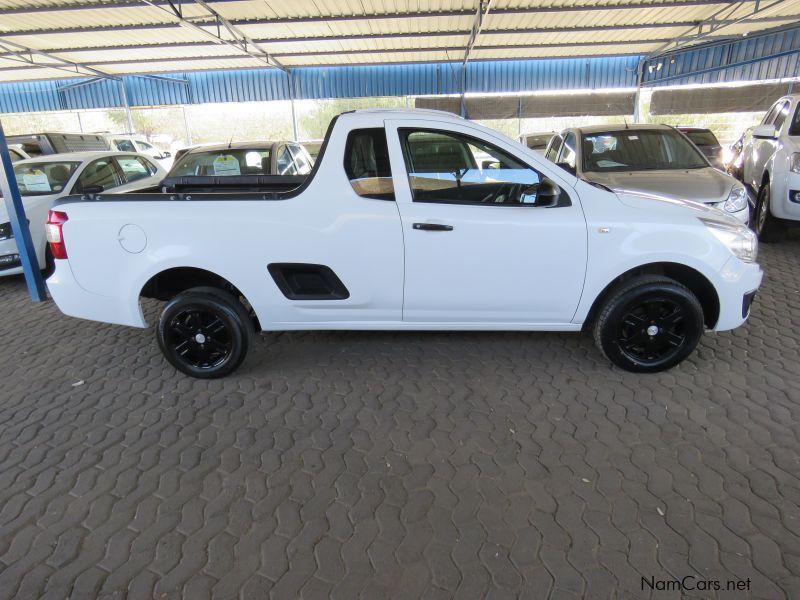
[557,132,577,169]
[74,157,122,192]
[773,101,790,132]
[114,139,136,152]
[288,144,312,175]
[762,102,780,125]
[276,146,297,175]
[115,155,153,183]
[399,128,563,207]
[545,136,563,162]
[344,128,394,200]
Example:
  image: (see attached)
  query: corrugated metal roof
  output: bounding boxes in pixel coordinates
[642,25,800,85]
[1,0,799,82]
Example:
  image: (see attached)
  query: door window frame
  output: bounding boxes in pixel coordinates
[393,125,570,208]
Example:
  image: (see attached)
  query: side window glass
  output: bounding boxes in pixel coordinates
[545,136,563,162]
[75,157,122,192]
[399,128,564,207]
[288,144,312,175]
[276,146,297,175]
[344,128,394,200]
[114,139,136,152]
[773,102,790,132]
[116,156,150,183]
[762,103,780,125]
[557,133,577,169]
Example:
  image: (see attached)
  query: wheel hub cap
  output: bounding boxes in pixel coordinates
[646,325,659,336]
[194,332,207,344]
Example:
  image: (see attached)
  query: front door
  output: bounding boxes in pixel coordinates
[385,120,588,324]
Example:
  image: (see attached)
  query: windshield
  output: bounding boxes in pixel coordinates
[12,161,80,196]
[169,148,272,177]
[524,134,552,150]
[682,130,719,147]
[582,129,708,172]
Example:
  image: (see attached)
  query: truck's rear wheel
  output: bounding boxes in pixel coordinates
[156,287,253,378]
[753,180,785,243]
[593,276,704,373]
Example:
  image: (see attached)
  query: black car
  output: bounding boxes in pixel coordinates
[676,127,724,169]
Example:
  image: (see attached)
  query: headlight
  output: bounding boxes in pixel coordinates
[700,218,758,263]
[722,186,748,213]
[791,153,800,174]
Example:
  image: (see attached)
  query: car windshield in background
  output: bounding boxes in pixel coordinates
[13,161,80,196]
[683,130,719,147]
[170,149,272,177]
[582,130,708,172]
[525,135,552,150]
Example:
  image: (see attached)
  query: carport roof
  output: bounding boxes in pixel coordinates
[0,0,799,83]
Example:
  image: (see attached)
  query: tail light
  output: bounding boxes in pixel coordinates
[46,210,69,259]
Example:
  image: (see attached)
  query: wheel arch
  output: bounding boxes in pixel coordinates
[139,266,261,330]
[583,262,720,330]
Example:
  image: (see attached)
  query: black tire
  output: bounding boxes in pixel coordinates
[593,275,704,373]
[156,286,253,378]
[752,180,785,243]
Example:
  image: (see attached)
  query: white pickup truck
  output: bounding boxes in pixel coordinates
[46,109,763,378]
[741,93,800,241]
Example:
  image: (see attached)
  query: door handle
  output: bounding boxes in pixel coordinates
[413,222,453,231]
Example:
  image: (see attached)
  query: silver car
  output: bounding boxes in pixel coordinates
[544,124,750,224]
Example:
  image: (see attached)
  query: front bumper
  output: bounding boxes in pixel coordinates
[714,256,764,331]
[0,237,22,277]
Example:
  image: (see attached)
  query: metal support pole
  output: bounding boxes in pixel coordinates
[118,80,134,133]
[287,70,299,142]
[182,105,192,145]
[633,59,644,123]
[290,98,299,142]
[76,111,83,132]
[0,120,46,301]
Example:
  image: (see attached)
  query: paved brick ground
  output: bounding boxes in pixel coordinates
[1,237,800,600]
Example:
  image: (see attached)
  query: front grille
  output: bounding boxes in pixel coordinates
[742,290,757,318]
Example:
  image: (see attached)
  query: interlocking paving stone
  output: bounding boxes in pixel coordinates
[1,235,800,599]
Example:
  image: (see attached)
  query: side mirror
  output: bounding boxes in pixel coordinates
[160,151,172,158]
[522,177,562,208]
[481,160,500,170]
[752,124,777,139]
[80,184,104,194]
[556,161,576,176]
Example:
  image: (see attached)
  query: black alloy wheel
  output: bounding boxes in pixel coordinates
[617,298,687,366]
[594,275,704,373]
[156,287,253,378]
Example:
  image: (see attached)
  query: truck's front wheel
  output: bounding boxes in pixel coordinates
[593,276,704,373]
[156,287,253,378]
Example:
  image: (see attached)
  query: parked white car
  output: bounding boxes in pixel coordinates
[1,151,165,276]
[46,110,762,378]
[740,94,800,241]
[545,124,750,225]
[105,134,174,170]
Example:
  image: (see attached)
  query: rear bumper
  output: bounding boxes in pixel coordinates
[47,260,146,327]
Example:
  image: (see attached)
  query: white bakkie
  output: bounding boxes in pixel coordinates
[741,93,800,241]
[46,109,763,378]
